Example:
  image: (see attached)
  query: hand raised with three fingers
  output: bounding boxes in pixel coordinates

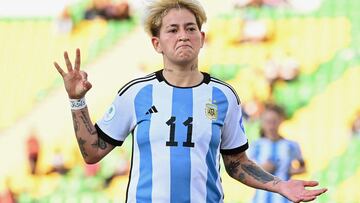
[53,48,92,99]
[279,180,327,203]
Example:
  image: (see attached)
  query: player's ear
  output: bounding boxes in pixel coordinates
[151,36,163,54]
[200,31,205,48]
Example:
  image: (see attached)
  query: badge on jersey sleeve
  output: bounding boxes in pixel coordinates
[205,103,218,120]
[103,104,116,122]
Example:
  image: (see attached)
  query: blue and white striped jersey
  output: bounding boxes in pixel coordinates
[249,138,304,203]
[96,70,248,203]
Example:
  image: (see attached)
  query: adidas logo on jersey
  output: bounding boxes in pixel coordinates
[146,105,158,115]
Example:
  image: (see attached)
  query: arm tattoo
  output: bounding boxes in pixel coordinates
[225,155,281,186]
[79,110,97,135]
[91,138,107,150]
[241,163,278,184]
[225,160,240,177]
[273,177,281,185]
[78,137,88,158]
[239,172,246,182]
[72,111,79,132]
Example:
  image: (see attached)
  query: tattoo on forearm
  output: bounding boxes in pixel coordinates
[78,137,88,157]
[79,110,97,135]
[72,111,79,132]
[91,138,107,150]
[225,160,240,177]
[241,163,275,184]
[272,177,281,185]
[239,172,246,182]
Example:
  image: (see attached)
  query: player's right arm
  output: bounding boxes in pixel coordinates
[54,48,115,164]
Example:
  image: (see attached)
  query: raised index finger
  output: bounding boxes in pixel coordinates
[64,51,73,72]
[74,48,81,71]
[53,62,65,77]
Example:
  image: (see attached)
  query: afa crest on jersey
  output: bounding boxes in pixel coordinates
[205,103,218,120]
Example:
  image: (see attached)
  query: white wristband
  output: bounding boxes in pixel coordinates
[70,97,87,110]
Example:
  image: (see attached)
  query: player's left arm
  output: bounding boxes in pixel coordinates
[289,142,306,176]
[222,151,327,203]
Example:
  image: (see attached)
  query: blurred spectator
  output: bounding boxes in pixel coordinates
[46,148,69,175]
[106,1,130,20]
[84,0,130,21]
[264,51,300,82]
[249,103,306,203]
[233,0,262,8]
[233,0,321,11]
[84,0,110,20]
[242,99,265,121]
[233,0,287,8]
[0,177,16,203]
[55,6,73,34]
[103,153,129,187]
[263,51,300,93]
[351,112,360,138]
[26,130,40,175]
[240,19,270,43]
[85,162,101,177]
[278,56,299,81]
[262,0,288,7]
[288,0,322,13]
[55,0,131,34]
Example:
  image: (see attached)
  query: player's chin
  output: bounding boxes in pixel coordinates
[176,52,196,61]
[176,57,196,65]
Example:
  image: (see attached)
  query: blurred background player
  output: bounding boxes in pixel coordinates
[249,103,306,203]
[351,111,360,138]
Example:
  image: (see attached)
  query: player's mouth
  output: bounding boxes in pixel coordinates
[176,45,192,50]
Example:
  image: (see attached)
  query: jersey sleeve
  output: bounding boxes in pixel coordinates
[220,100,249,155]
[248,140,260,162]
[291,141,304,161]
[95,92,136,146]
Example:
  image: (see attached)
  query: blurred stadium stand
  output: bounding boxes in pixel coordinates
[0,0,360,202]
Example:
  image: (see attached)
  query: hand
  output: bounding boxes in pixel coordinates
[54,48,92,99]
[279,180,327,202]
[289,165,306,176]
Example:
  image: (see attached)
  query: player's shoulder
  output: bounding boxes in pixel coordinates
[208,75,241,105]
[255,137,271,145]
[117,72,158,96]
[287,139,301,147]
[280,138,300,147]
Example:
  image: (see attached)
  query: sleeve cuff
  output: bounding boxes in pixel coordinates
[220,142,249,155]
[95,123,123,146]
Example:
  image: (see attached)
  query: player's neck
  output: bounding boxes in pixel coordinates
[162,63,203,87]
[266,133,283,141]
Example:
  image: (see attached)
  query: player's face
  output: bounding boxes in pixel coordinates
[261,110,283,138]
[151,8,205,66]
[354,117,360,133]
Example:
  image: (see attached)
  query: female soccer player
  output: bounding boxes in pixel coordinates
[54,0,327,202]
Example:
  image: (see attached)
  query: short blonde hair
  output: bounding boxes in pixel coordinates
[142,0,207,36]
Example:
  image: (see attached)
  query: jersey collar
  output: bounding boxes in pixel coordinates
[155,69,210,88]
